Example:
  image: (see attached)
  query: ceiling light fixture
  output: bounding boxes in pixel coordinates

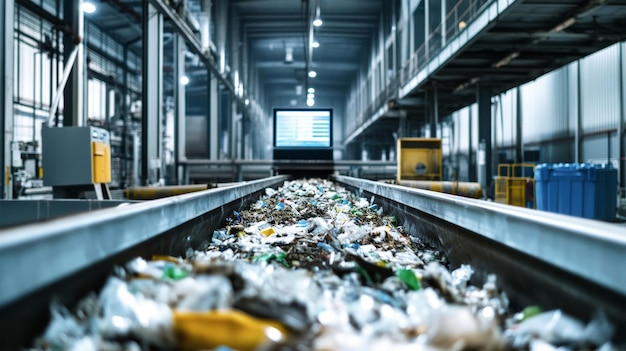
[82,1,96,14]
[180,75,190,85]
[308,71,317,78]
[551,17,575,33]
[312,41,320,48]
[492,51,519,68]
[307,98,315,106]
[285,47,293,63]
[308,88,315,93]
[313,6,322,27]
[307,93,315,99]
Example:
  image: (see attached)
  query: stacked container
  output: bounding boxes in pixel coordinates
[535,163,617,221]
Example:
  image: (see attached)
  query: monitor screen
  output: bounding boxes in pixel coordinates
[274,109,332,148]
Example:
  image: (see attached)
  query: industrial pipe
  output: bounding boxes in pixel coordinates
[396,180,483,199]
[125,184,215,200]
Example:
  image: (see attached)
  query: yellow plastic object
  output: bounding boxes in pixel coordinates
[494,163,535,208]
[397,138,442,181]
[259,227,277,237]
[152,255,181,263]
[91,141,111,183]
[173,310,287,351]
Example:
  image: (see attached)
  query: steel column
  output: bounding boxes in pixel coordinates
[175,34,186,185]
[477,84,492,195]
[1,0,14,199]
[515,86,523,163]
[619,42,625,191]
[209,72,219,160]
[575,61,582,163]
[216,0,228,74]
[62,0,85,126]
[468,105,475,182]
[142,2,163,185]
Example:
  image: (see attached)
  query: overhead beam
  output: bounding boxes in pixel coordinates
[255,61,360,71]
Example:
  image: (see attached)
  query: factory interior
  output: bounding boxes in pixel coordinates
[1,0,626,349]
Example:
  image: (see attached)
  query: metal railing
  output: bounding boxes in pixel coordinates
[347,0,494,142]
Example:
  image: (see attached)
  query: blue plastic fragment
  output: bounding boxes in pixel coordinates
[317,242,335,252]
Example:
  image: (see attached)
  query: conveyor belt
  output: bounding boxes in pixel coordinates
[331,175,626,333]
[0,175,625,347]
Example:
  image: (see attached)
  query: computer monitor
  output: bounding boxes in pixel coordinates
[273,108,332,148]
[272,108,334,168]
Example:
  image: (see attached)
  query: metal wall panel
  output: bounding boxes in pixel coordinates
[520,67,570,144]
[580,44,621,133]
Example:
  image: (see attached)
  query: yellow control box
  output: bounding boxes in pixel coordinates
[397,138,442,181]
[92,141,111,183]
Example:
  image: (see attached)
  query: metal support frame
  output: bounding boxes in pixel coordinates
[1,0,14,199]
[575,61,583,163]
[619,42,625,191]
[62,0,85,127]
[175,34,186,185]
[142,1,163,185]
[148,0,241,102]
[468,105,476,181]
[209,71,219,160]
[515,86,523,163]
[477,83,492,195]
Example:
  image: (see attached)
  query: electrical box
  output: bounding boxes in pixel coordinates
[42,126,111,186]
[397,138,442,182]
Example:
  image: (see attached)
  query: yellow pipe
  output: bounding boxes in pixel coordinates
[397,180,483,199]
[125,184,214,200]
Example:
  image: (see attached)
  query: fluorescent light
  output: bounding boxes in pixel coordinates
[492,52,519,68]
[308,88,315,93]
[307,98,315,106]
[312,41,320,48]
[308,71,317,78]
[313,6,322,27]
[82,1,96,14]
[552,17,575,33]
[180,75,190,85]
[307,93,315,99]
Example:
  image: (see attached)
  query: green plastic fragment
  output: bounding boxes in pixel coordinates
[350,209,363,217]
[397,269,421,291]
[253,252,289,267]
[162,266,189,280]
[522,305,542,321]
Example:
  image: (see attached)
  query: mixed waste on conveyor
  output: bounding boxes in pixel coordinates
[33,179,617,350]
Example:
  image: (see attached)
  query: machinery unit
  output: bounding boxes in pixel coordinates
[396,138,442,182]
[42,126,111,187]
[494,163,535,208]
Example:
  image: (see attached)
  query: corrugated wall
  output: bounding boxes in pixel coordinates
[450,40,625,164]
[580,44,622,133]
[520,67,570,143]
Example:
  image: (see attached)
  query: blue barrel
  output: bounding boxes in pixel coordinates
[535,163,617,221]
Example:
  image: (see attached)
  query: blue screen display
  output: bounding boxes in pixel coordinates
[274,109,332,147]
